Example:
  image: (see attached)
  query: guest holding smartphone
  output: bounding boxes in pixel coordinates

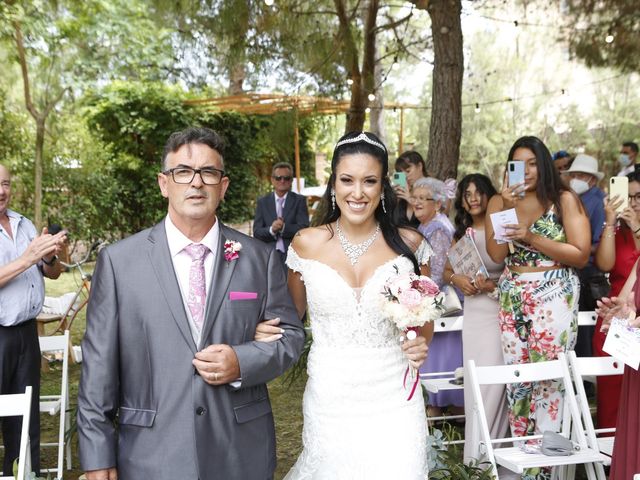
[486,136,590,480]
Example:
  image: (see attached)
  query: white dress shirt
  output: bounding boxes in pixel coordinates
[165,215,219,348]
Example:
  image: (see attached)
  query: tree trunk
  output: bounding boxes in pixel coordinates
[228,63,246,95]
[34,118,45,229]
[426,0,463,180]
[368,55,386,141]
[339,0,379,132]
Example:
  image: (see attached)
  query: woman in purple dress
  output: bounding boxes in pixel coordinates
[413,177,464,416]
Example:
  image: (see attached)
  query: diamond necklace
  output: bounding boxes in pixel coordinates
[336,218,381,266]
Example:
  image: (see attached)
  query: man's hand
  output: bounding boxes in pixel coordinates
[271,217,284,234]
[85,468,118,480]
[193,344,241,385]
[22,227,66,267]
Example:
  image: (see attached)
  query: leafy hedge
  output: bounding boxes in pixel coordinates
[35,82,314,244]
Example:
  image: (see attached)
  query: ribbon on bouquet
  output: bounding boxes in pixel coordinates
[402,326,420,401]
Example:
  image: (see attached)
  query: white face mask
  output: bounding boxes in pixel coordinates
[619,153,631,167]
[570,178,590,195]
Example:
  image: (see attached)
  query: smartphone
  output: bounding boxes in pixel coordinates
[610,176,629,213]
[391,172,408,190]
[507,160,525,197]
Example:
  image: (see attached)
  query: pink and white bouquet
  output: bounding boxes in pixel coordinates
[380,265,444,400]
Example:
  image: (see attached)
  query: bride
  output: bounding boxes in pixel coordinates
[256,132,433,479]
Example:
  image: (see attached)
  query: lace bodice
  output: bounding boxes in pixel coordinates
[286,242,433,349]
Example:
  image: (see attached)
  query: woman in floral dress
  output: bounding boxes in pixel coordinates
[486,136,590,480]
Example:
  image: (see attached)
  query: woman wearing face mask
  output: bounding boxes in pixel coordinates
[592,169,640,432]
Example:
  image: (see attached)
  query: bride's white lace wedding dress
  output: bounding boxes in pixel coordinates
[284,243,432,480]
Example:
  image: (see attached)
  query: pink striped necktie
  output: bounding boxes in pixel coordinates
[183,243,210,331]
[276,196,285,253]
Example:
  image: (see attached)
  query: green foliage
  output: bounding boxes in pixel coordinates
[427,425,496,479]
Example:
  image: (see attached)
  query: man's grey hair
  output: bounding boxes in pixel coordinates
[272,162,293,175]
[412,177,447,204]
[161,127,225,171]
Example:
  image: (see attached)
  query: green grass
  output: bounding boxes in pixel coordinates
[32,267,305,479]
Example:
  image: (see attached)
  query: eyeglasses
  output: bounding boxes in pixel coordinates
[273,175,292,182]
[411,196,435,203]
[629,193,640,203]
[162,167,225,185]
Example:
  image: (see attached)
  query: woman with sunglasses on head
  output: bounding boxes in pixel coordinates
[486,136,590,480]
[393,151,429,227]
[591,170,640,434]
[254,132,434,478]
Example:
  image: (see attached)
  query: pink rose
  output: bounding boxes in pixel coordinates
[398,289,422,308]
[417,278,440,296]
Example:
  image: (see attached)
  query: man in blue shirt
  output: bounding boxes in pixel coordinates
[566,155,607,360]
[0,164,66,475]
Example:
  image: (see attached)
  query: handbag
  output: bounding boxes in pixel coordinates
[441,285,463,317]
[540,431,577,456]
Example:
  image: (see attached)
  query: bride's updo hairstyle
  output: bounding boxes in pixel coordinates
[320,131,420,274]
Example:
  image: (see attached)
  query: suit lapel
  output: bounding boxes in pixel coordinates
[200,223,237,345]
[282,192,294,220]
[147,222,197,353]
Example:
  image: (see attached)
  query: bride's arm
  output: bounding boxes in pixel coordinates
[288,269,307,320]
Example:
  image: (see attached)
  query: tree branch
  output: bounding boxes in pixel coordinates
[373,11,413,34]
[13,20,39,121]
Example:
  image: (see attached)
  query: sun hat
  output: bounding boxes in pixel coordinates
[566,154,604,181]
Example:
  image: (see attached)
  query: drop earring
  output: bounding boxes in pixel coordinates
[331,189,336,211]
[381,192,387,213]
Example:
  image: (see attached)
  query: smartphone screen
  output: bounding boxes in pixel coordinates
[610,176,629,213]
[392,172,408,190]
[507,161,525,197]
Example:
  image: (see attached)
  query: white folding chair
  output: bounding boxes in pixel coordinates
[420,315,465,429]
[0,386,33,480]
[38,330,71,478]
[577,311,597,327]
[567,351,624,466]
[466,353,608,480]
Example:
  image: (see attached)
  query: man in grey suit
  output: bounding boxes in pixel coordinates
[253,162,309,261]
[77,127,305,480]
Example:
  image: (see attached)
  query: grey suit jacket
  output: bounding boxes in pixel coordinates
[77,220,304,480]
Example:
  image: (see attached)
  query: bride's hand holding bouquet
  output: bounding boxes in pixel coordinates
[381,266,443,400]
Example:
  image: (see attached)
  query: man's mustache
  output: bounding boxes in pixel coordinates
[185,189,209,199]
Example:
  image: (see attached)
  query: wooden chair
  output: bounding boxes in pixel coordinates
[466,353,608,479]
[39,331,72,478]
[0,387,32,480]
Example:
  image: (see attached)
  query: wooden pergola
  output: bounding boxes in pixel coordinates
[184,92,417,190]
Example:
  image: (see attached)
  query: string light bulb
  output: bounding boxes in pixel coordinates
[605,32,614,43]
[365,107,371,113]
[474,103,481,113]
[347,78,354,86]
[368,93,376,101]
[264,0,274,5]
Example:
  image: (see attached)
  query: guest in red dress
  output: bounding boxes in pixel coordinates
[595,258,640,479]
[593,171,640,430]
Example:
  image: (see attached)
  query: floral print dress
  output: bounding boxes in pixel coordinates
[498,207,579,480]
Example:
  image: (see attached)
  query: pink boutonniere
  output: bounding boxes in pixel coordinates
[224,240,242,262]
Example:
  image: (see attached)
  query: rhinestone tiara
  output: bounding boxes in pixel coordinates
[334,132,386,152]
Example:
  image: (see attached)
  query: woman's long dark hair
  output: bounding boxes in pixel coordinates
[395,150,428,177]
[507,136,576,220]
[320,131,420,274]
[453,174,497,241]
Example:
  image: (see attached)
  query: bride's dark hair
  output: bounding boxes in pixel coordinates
[319,131,420,274]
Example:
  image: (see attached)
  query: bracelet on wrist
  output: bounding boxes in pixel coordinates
[42,255,58,266]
